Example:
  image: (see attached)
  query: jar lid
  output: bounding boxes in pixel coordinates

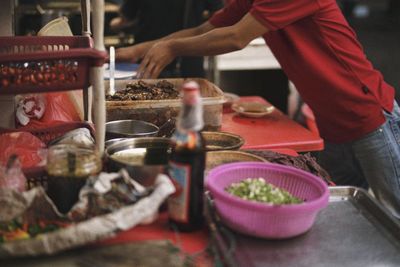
[46,144,102,178]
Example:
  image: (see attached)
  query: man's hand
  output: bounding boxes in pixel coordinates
[137,41,176,79]
[115,42,151,63]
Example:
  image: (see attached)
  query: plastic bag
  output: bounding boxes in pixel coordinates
[41,92,82,123]
[0,155,26,192]
[15,94,46,126]
[16,92,83,128]
[0,132,46,169]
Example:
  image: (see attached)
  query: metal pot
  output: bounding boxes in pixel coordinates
[105,120,159,140]
[105,137,171,187]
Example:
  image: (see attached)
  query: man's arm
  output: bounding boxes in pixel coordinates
[115,22,215,62]
[138,13,269,78]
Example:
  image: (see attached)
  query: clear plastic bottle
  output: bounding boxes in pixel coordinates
[167,81,205,232]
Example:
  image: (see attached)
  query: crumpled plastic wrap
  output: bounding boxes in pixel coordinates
[0,173,175,258]
[48,128,95,148]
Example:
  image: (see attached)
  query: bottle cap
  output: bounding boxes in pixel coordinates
[182,81,201,105]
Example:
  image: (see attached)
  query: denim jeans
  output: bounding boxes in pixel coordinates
[318,101,400,218]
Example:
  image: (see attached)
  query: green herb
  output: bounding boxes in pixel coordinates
[28,224,41,237]
[225,178,303,205]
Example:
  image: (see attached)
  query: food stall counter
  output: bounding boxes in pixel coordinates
[222,96,324,152]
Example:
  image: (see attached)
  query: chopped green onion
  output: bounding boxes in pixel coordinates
[225,178,303,205]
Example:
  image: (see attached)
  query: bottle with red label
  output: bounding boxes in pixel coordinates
[168,80,205,232]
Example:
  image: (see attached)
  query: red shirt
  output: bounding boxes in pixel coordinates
[209,0,395,143]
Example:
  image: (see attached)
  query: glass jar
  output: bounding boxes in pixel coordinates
[46,144,102,214]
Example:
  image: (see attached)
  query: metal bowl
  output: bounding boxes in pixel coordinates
[105,120,159,140]
[105,137,171,187]
[105,138,129,148]
[202,131,244,151]
[205,150,267,175]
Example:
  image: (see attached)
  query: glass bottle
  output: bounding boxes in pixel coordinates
[168,81,205,232]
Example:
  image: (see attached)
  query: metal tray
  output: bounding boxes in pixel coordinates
[205,187,400,267]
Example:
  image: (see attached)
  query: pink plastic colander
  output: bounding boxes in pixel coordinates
[205,162,329,239]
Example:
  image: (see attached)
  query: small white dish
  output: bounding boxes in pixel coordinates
[104,63,138,80]
[232,102,275,118]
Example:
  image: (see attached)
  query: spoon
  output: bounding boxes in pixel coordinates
[109,46,115,95]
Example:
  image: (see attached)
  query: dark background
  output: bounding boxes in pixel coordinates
[344,0,400,99]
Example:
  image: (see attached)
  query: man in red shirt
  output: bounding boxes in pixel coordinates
[116,0,400,217]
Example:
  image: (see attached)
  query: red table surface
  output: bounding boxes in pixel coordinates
[99,212,209,255]
[222,96,324,152]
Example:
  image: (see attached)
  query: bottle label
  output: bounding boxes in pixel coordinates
[168,161,191,223]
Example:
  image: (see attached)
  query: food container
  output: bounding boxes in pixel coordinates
[46,144,102,213]
[105,119,159,140]
[206,162,329,239]
[202,131,244,151]
[106,78,225,131]
[105,137,171,187]
[223,92,239,108]
[105,138,129,148]
[206,150,266,173]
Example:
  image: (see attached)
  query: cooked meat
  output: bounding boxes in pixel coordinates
[106,80,180,101]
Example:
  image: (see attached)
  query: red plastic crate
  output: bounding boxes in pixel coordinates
[0,121,95,189]
[0,36,106,94]
[0,121,95,145]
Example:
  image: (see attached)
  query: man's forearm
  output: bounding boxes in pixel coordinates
[167,13,270,58]
[162,24,210,41]
[168,26,245,57]
[141,22,214,50]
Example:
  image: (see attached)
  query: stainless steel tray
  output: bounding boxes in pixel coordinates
[205,186,400,267]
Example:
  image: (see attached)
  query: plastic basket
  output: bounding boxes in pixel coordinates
[0,36,106,94]
[205,162,329,239]
[0,121,95,189]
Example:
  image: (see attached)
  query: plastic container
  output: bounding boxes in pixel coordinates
[206,162,329,239]
[0,36,106,95]
[106,78,226,131]
[37,17,73,37]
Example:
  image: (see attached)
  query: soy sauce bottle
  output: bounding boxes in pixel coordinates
[168,81,205,232]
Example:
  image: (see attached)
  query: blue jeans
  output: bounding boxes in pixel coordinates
[318,101,400,218]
